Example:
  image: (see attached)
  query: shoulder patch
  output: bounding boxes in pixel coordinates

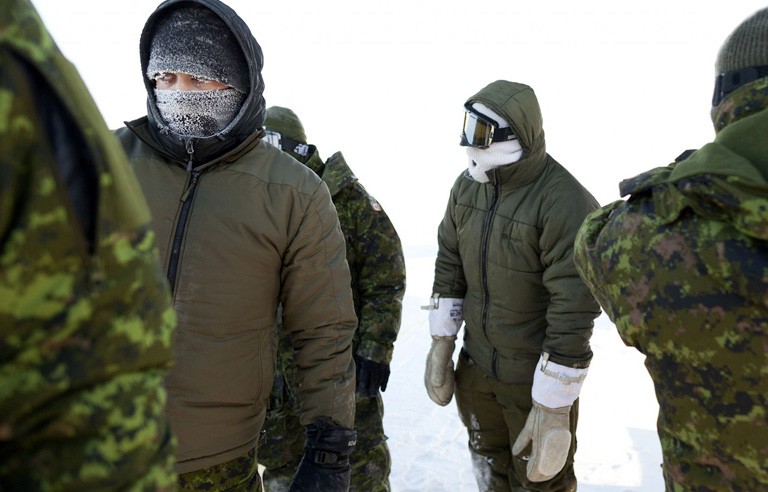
[369,196,382,212]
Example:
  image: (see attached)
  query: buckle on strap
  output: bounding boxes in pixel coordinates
[311,450,339,465]
[540,353,587,385]
[420,293,440,310]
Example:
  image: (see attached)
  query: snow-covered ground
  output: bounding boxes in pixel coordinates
[384,246,664,491]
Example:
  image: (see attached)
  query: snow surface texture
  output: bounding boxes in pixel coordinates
[383,246,664,491]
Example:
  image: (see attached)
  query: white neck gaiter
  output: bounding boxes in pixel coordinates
[154,88,246,137]
[466,139,524,183]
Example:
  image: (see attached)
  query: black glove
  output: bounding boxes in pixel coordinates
[289,419,357,492]
[354,355,391,397]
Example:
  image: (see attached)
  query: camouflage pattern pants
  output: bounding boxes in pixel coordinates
[178,447,262,491]
[261,390,391,492]
[454,350,578,492]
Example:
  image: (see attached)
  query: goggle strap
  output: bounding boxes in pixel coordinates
[712,65,768,106]
[263,131,310,158]
[492,126,516,143]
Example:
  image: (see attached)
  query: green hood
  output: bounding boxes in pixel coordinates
[466,80,546,163]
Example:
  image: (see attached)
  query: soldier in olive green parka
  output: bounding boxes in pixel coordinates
[261,106,406,492]
[115,1,358,490]
[426,80,600,491]
[574,8,768,491]
[0,0,177,489]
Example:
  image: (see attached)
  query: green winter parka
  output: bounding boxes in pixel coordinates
[574,77,768,490]
[115,0,357,474]
[433,81,601,384]
[1,0,176,488]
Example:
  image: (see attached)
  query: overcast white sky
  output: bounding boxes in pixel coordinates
[32,0,768,249]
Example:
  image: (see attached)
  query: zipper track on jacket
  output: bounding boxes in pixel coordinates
[480,175,500,379]
[167,169,200,293]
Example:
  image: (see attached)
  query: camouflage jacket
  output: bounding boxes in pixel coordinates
[0,1,176,490]
[434,81,600,384]
[574,78,768,490]
[304,149,405,364]
[271,149,405,411]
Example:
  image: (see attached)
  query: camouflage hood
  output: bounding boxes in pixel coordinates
[465,80,547,170]
[299,148,358,197]
[618,104,768,241]
[137,0,266,164]
[320,151,358,196]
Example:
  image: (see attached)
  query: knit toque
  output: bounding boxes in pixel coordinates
[146,5,248,94]
[715,7,768,74]
[264,106,308,144]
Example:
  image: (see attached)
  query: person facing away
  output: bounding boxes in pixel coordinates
[0,0,177,490]
[259,106,406,492]
[574,7,768,491]
[424,80,601,492]
[113,1,358,490]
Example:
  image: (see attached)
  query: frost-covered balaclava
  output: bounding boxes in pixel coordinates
[147,5,248,137]
[466,102,523,183]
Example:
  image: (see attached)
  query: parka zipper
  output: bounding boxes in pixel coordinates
[166,140,200,293]
[480,173,501,379]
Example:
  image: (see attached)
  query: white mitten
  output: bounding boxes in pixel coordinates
[512,354,588,482]
[422,295,463,406]
[424,335,457,406]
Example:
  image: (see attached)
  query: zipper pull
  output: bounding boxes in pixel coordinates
[180,170,200,202]
[185,139,194,172]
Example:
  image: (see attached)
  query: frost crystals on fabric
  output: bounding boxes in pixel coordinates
[154,88,245,137]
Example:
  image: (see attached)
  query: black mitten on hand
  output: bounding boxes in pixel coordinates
[355,355,391,397]
[289,419,357,492]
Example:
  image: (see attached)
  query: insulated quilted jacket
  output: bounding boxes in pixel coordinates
[115,0,357,474]
[433,80,600,383]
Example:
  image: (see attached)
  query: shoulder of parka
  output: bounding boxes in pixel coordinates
[231,140,325,195]
[539,157,599,216]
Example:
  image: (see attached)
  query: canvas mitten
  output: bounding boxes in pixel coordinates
[422,295,463,406]
[424,335,457,406]
[512,354,588,482]
[289,419,357,492]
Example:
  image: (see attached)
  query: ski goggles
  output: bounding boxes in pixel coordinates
[460,103,516,148]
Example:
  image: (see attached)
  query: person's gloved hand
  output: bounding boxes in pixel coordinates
[354,355,391,397]
[512,354,588,482]
[424,335,457,406]
[511,401,572,481]
[289,419,357,492]
[422,295,463,407]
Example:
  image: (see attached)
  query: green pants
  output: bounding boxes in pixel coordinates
[455,350,578,492]
[178,448,262,491]
[261,391,391,492]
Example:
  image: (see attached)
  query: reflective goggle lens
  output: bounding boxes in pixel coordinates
[462,111,495,148]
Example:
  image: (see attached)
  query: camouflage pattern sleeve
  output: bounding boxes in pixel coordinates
[574,174,768,489]
[572,200,626,333]
[338,183,406,364]
[1,2,177,489]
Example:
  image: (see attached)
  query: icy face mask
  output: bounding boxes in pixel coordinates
[154,88,246,137]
